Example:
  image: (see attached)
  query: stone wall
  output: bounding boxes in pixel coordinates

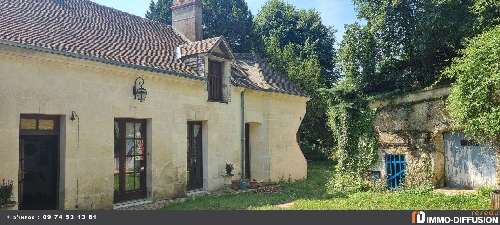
[370,87,452,188]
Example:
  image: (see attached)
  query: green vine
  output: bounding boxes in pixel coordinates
[323,83,379,194]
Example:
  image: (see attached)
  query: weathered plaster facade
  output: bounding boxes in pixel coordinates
[0,44,308,209]
[370,87,499,189]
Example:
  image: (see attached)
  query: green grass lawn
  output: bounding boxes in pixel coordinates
[163,162,491,210]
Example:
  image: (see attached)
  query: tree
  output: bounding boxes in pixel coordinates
[254,0,337,85]
[471,0,500,32]
[202,0,255,52]
[145,0,172,25]
[444,25,500,146]
[338,0,477,94]
[254,0,337,160]
[145,0,255,52]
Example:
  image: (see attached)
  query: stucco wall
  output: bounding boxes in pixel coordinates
[0,45,307,209]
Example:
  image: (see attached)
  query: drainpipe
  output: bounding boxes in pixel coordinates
[240,90,246,179]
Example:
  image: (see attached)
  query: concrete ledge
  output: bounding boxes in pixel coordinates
[370,86,450,109]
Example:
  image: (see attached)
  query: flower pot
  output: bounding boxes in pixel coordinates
[0,201,16,210]
[231,180,240,190]
[223,176,233,185]
[239,180,249,190]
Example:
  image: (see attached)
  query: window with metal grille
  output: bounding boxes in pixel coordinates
[208,60,224,102]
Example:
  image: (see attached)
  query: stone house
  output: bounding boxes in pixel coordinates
[0,0,308,209]
[369,86,499,190]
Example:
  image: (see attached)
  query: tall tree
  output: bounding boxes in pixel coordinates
[337,0,477,94]
[254,0,337,160]
[145,0,255,52]
[254,0,337,85]
[145,0,173,25]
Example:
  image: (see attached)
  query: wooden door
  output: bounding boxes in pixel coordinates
[187,122,203,190]
[19,115,59,210]
[114,119,147,202]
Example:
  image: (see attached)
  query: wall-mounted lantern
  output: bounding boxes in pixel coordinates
[133,77,148,102]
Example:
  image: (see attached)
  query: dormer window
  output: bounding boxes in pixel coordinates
[208,60,224,102]
[176,36,234,103]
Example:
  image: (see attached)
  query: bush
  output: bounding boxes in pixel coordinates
[327,171,364,195]
[0,179,13,206]
[477,186,494,198]
[444,25,500,146]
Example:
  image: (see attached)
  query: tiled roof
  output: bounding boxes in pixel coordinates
[179,37,221,58]
[0,0,198,77]
[0,0,305,97]
[232,53,305,96]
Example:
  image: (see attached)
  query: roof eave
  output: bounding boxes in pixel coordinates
[0,40,204,81]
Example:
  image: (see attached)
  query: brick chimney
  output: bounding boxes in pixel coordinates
[171,0,203,42]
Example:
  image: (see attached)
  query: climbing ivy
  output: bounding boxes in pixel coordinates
[323,80,379,194]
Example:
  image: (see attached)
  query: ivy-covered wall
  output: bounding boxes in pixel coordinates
[370,86,452,188]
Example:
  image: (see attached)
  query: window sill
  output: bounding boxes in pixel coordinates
[207,99,228,104]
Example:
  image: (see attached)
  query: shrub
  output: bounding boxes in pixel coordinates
[327,171,364,195]
[477,186,494,198]
[0,179,13,206]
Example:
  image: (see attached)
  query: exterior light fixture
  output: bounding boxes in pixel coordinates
[133,77,148,102]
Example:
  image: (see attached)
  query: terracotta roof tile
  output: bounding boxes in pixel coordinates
[0,0,305,96]
[0,0,198,76]
[232,53,305,96]
[179,37,221,58]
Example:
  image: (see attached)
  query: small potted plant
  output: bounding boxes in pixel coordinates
[222,163,234,186]
[0,179,15,210]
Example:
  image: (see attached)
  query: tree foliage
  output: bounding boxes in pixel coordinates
[327,0,500,192]
[146,0,255,52]
[337,0,480,94]
[471,0,500,32]
[145,0,173,25]
[254,0,337,85]
[254,0,337,160]
[444,25,500,146]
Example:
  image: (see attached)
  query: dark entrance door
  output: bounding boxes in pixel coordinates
[114,119,147,202]
[187,122,203,190]
[244,123,251,179]
[19,115,59,210]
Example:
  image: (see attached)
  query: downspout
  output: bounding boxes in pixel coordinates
[240,90,246,179]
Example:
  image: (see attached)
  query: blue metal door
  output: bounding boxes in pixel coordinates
[385,154,406,189]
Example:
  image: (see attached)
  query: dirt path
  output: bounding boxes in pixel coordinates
[433,188,476,196]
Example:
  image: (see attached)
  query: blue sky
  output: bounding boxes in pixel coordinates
[90,0,358,42]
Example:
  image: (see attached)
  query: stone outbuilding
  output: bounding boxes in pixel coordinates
[370,86,499,189]
[0,0,308,209]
